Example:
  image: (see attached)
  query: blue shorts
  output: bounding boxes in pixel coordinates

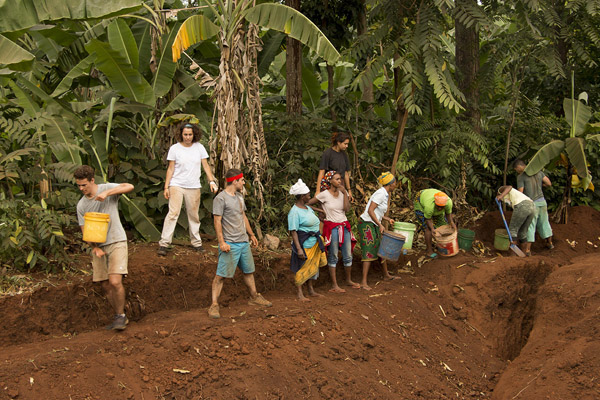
[217,241,256,278]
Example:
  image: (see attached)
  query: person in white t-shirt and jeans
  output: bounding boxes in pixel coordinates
[158,122,218,255]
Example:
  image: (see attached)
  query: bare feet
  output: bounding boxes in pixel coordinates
[298,296,311,302]
[384,275,400,281]
[309,291,324,297]
[346,281,361,289]
[329,287,346,293]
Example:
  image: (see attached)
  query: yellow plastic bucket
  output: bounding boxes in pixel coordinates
[83,212,110,243]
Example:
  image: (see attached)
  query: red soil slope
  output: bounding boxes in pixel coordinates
[0,206,599,399]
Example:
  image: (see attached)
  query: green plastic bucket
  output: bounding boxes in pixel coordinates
[457,228,475,251]
[494,229,510,251]
[393,222,417,250]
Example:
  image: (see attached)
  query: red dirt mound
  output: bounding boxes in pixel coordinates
[1,206,600,399]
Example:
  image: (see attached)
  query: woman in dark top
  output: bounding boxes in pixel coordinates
[315,132,352,200]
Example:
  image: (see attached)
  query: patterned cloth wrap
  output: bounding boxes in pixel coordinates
[320,170,337,192]
[358,221,381,261]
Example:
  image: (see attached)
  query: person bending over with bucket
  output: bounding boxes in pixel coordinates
[308,171,358,292]
[288,179,326,301]
[414,189,456,259]
[496,185,535,256]
[209,169,272,319]
[75,165,134,331]
[358,172,399,290]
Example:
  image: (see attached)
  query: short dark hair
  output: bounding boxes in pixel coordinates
[513,159,526,168]
[175,122,202,143]
[74,165,95,181]
[225,168,243,185]
[331,131,350,147]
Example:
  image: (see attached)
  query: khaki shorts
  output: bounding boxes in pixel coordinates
[92,241,128,282]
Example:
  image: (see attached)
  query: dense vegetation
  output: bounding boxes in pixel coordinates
[1,0,599,272]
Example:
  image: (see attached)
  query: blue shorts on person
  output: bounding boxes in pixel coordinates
[217,241,256,278]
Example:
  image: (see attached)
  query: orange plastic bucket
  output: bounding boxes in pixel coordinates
[83,212,110,243]
[435,225,458,257]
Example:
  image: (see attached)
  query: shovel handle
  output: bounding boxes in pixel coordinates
[495,198,515,243]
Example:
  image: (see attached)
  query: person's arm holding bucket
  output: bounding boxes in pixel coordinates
[80,225,106,258]
[95,183,134,202]
[367,201,395,233]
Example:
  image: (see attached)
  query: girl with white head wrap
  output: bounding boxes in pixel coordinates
[287,179,327,301]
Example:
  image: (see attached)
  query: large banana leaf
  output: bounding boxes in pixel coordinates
[171,15,219,62]
[565,137,592,189]
[0,35,34,70]
[17,75,77,118]
[524,140,565,176]
[257,31,285,77]
[164,84,203,112]
[51,54,94,97]
[123,195,161,241]
[301,62,322,111]
[0,0,143,33]
[152,25,180,98]
[29,31,62,63]
[42,116,82,164]
[243,3,340,65]
[587,134,600,144]
[564,97,592,137]
[85,39,155,106]
[8,80,39,116]
[131,21,152,76]
[108,19,139,70]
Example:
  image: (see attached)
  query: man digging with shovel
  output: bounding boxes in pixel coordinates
[496,185,535,256]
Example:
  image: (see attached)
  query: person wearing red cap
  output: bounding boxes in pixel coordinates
[414,189,456,258]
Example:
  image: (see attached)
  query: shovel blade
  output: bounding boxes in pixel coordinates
[510,244,526,257]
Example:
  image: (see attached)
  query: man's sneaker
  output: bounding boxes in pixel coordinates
[194,245,205,252]
[208,304,220,319]
[248,293,272,307]
[157,246,168,256]
[105,314,129,330]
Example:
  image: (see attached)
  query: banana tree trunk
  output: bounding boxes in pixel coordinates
[210,22,269,225]
[554,163,572,224]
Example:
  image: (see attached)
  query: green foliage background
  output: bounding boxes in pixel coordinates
[1,0,600,272]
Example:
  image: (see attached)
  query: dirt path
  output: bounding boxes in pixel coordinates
[1,206,599,399]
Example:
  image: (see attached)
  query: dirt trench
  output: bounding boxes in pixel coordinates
[486,260,555,361]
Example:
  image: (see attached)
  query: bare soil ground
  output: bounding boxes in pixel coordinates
[1,206,600,399]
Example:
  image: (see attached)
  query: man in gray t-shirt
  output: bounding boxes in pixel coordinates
[75,165,134,331]
[514,160,554,249]
[208,169,272,319]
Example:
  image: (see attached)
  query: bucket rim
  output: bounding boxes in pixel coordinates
[383,231,406,240]
[84,212,110,220]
